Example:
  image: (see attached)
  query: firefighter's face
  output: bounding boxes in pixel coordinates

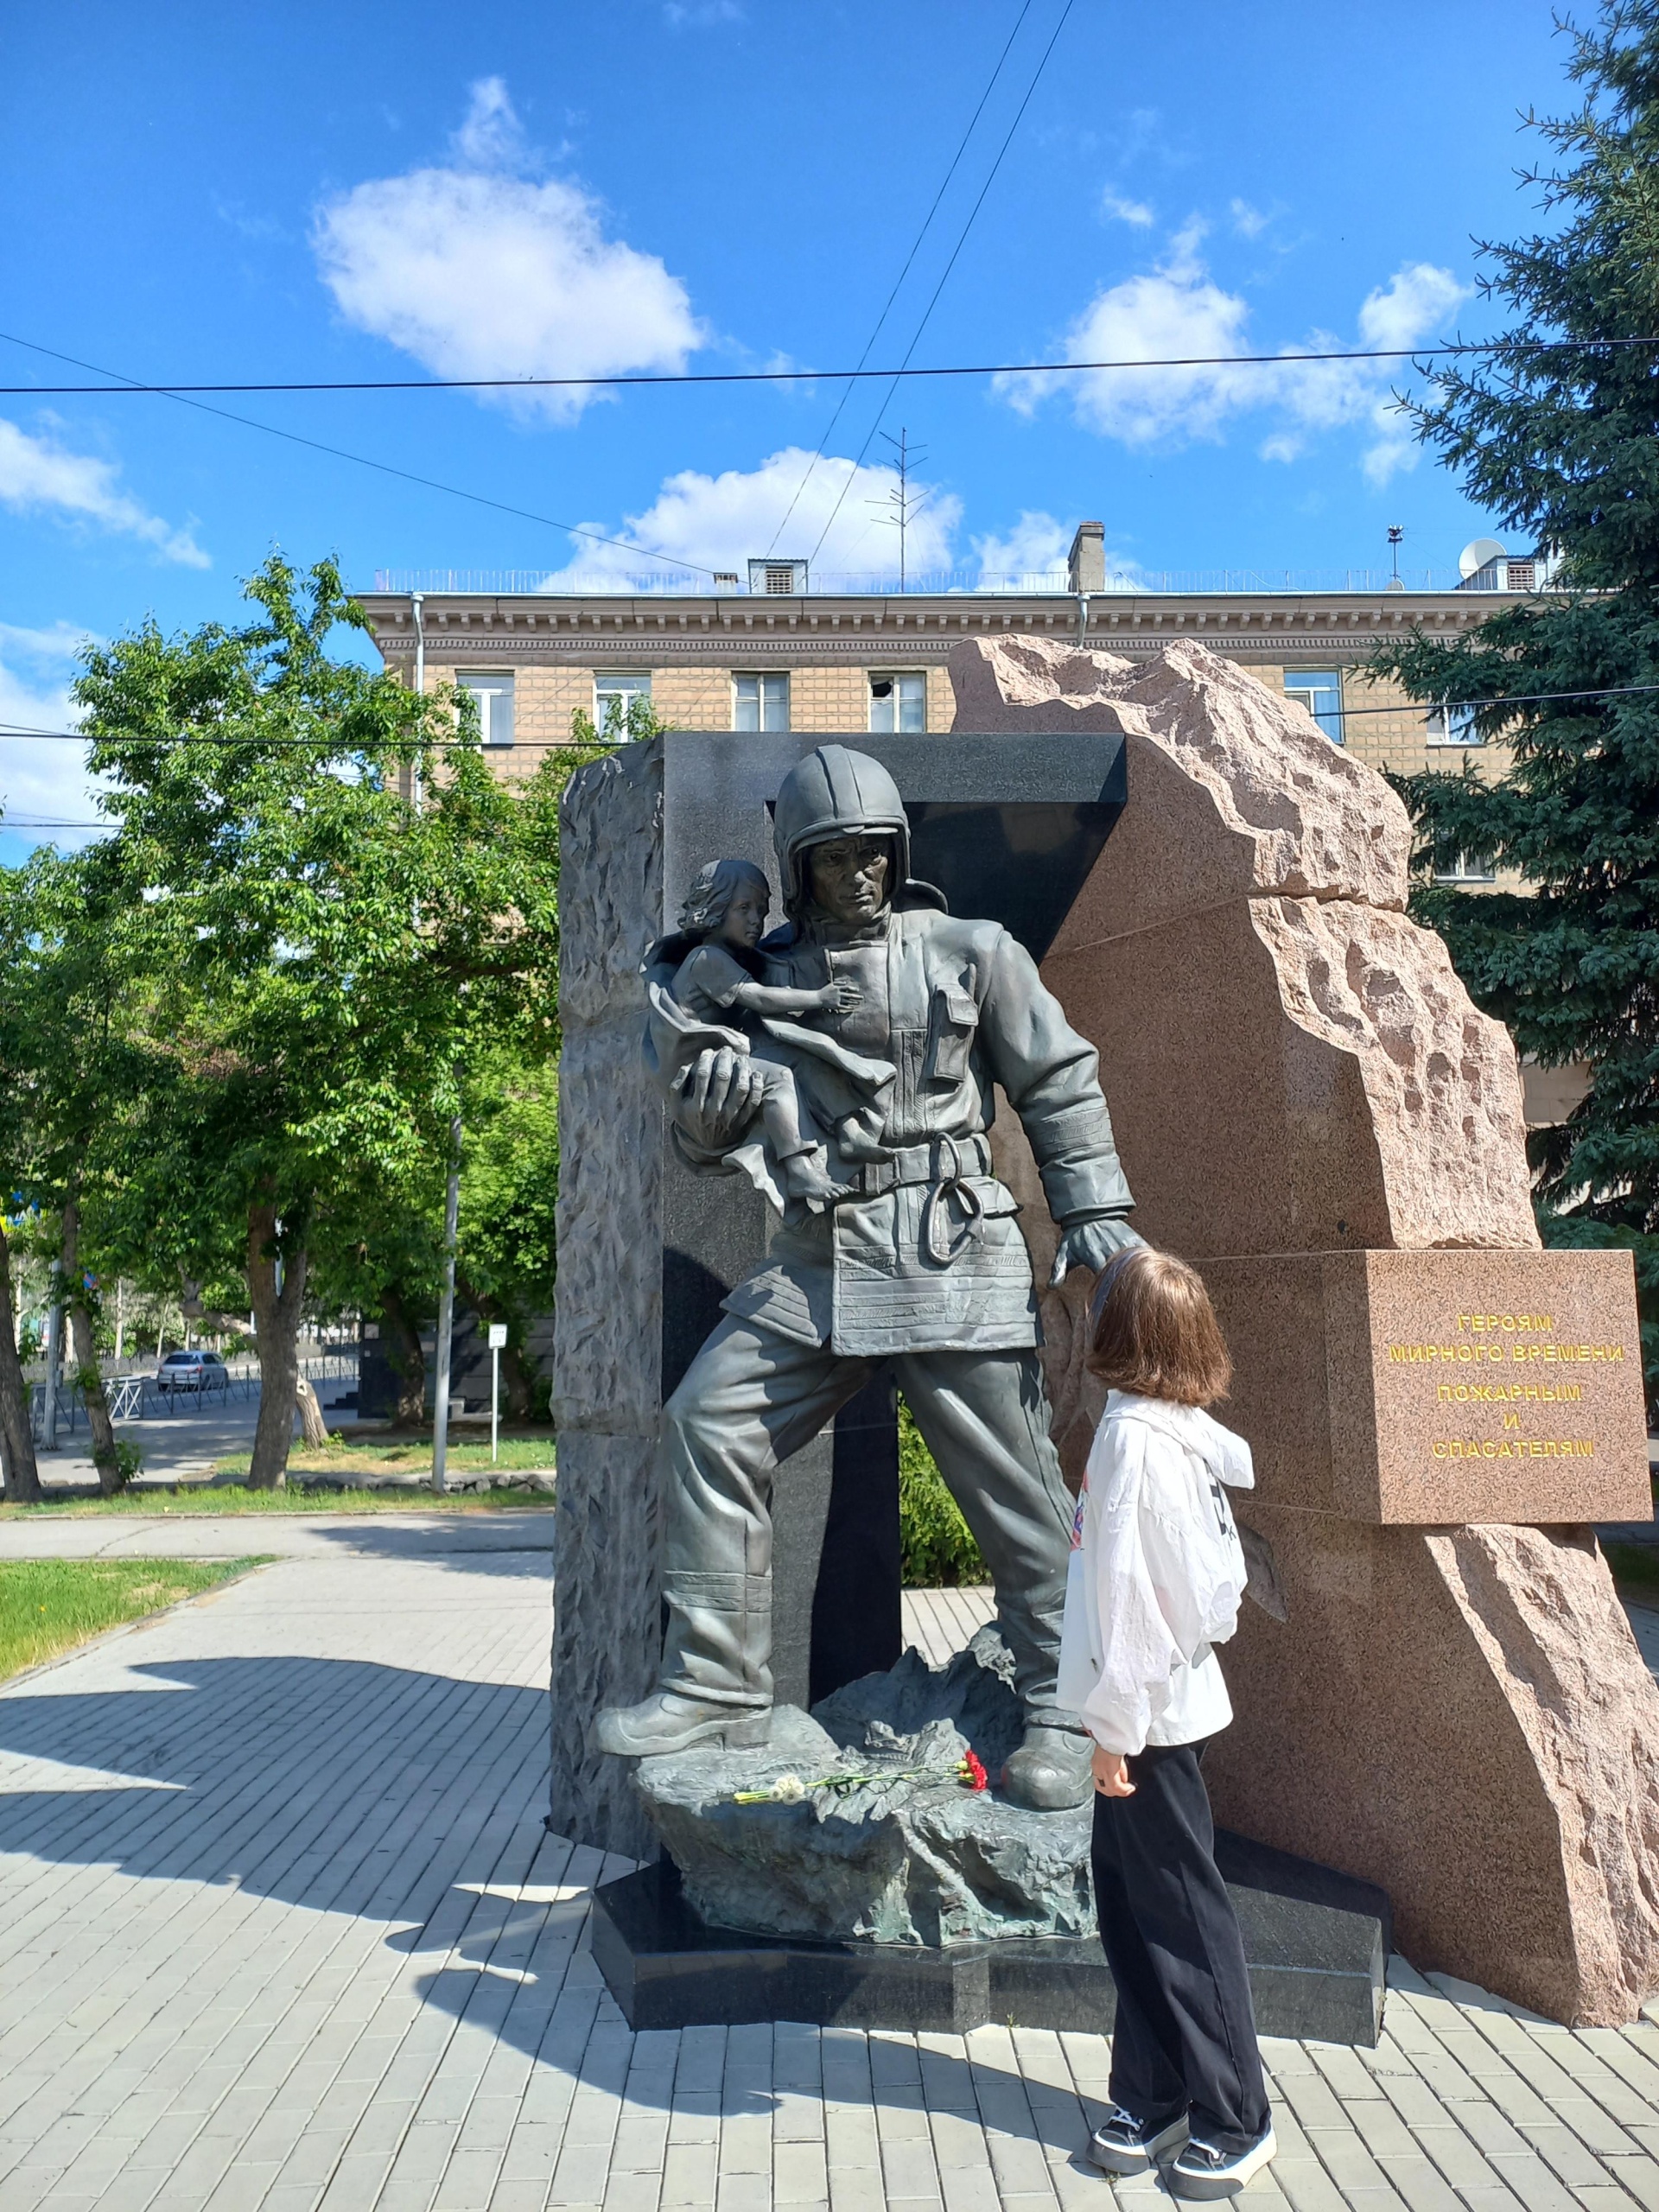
[806,836,893,924]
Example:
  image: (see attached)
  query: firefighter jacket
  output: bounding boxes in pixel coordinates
[671,893,1135,1358]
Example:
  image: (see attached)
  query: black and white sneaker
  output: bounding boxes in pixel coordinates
[1169,2124,1277,2197]
[1085,2104,1189,2176]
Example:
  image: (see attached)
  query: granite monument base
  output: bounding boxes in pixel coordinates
[592,1834,1389,2043]
[957,632,1659,2023]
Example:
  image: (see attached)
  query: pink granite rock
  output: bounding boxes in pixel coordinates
[1428,1524,1659,2024]
[1206,1518,1659,2027]
[961,632,1658,2022]
[950,632,1412,910]
[1253,897,1540,1250]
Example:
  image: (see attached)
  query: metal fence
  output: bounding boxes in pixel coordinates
[370,564,1525,600]
[28,1349,359,1441]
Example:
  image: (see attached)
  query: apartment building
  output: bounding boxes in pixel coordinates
[359,524,1574,1120]
[359,524,1527,815]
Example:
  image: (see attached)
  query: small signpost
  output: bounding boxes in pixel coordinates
[487,1323,508,1463]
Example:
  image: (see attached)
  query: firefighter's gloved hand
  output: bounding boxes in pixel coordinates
[671,1046,768,1153]
[1048,1215,1145,1288]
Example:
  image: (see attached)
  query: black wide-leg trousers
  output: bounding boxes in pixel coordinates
[1090,1741,1271,2156]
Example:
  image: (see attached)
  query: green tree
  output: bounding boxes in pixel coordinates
[1376,0,1659,1403]
[0,842,145,1495]
[897,1400,988,1587]
[456,1045,559,1419]
[0,838,173,1497]
[72,554,566,1486]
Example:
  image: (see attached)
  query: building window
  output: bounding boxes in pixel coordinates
[868,672,926,734]
[1427,698,1481,747]
[594,671,652,742]
[457,671,514,747]
[734,673,790,731]
[1433,849,1497,885]
[1284,670,1344,744]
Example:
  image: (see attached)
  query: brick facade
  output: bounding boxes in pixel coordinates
[368,585,1522,780]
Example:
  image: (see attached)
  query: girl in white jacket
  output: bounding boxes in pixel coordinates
[1056,1247,1274,2200]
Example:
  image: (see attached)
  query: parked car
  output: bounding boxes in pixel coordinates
[156,1351,229,1395]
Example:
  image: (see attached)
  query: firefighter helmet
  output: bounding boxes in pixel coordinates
[772,745,912,912]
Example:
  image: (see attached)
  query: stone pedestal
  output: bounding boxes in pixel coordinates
[591,1844,1389,2043]
[957,632,1659,2025]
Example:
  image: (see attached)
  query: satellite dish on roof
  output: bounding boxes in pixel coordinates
[1459,537,1506,579]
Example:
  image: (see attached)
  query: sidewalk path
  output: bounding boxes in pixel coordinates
[0,1510,556,1560]
[5,1548,1659,2210]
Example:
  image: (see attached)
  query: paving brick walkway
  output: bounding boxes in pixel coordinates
[4,1548,1659,2211]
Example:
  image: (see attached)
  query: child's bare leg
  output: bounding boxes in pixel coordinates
[758,1071,842,1210]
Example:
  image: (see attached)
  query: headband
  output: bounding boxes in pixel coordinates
[1086,1244,1141,1337]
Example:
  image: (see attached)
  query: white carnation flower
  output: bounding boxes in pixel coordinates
[770,1773,807,1803]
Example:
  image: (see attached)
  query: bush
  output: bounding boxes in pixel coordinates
[898,1397,987,1587]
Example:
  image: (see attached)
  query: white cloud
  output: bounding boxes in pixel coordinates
[0,420,207,567]
[1101,190,1154,227]
[1002,221,1250,445]
[971,512,1145,591]
[665,0,743,21]
[1357,261,1468,351]
[312,79,702,423]
[1230,197,1268,238]
[0,621,107,846]
[538,448,963,586]
[449,76,524,169]
[1002,223,1468,477]
[972,512,1072,585]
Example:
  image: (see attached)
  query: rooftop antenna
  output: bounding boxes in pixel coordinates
[1387,524,1404,590]
[871,428,930,592]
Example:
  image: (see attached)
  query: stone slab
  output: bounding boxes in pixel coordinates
[1206,1516,1659,2024]
[1039,894,1539,1262]
[1200,1247,1649,1526]
[660,728,1127,963]
[589,1834,1389,2043]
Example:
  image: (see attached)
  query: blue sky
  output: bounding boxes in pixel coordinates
[0,0,1580,849]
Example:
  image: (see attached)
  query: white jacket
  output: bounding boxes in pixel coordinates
[1056,1390,1255,1757]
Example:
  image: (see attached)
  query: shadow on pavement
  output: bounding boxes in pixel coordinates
[0,1653,1090,2145]
[305,1517,556,1566]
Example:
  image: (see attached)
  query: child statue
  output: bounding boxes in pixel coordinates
[643,857,894,1212]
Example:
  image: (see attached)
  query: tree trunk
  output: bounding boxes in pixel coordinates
[246,1201,308,1490]
[295,1375,329,1448]
[0,1224,41,1502]
[456,1271,533,1419]
[379,1284,429,1427]
[60,1191,122,1494]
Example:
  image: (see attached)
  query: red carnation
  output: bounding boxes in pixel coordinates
[958,1751,989,1792]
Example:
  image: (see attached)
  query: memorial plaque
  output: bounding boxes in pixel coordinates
[1203,1248,1649,1526]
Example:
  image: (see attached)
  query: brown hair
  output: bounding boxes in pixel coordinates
[1085,1247,1232,1408]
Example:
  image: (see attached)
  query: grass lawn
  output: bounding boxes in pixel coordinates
[0,1558,264,1681]
[1605,1540,1659,1602]
[207,1433,556,1483]
[0,1432,557,1516]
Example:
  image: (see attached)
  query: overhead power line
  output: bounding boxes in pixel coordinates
[1,816,107,830]
[0,331,712,576]
[766,0,1037,556]
[809,0,1079,569]
[2,336,1656,399]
